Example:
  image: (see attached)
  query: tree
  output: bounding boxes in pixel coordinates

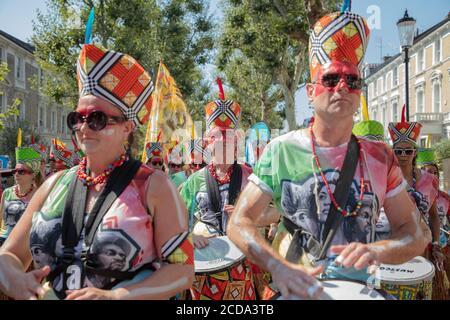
[32,0,215,124]
[0,120,42,167]
[218,0,339,131]
[0,63,20,131]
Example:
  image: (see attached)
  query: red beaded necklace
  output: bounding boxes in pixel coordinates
[309,120,365,217]
[14,184,34,198]
[208,162,234,184]
[76,154,128,187]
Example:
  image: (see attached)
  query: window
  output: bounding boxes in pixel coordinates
[417,50,424,73]
[433,83,441,113]
[16,101,25,121]
[39,69,45,87]
[384,75,387,92]
[417,90,424,113]
[61,113,66,135]
[373,109,377,121]
[392,102,398,122]
[434,39,441,64]
[393,67,398,87]
[38,105,45,128]
[0,47,4,62]
[374,81,378,97]
[15,56,23,79]
[51,109,56,132]
[382,105,386,127]
[379,78,383,94]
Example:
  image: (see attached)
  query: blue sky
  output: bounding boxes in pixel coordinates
[1,0,449,125]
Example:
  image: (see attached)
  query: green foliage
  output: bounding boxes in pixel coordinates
[433,139,450,165]
[0,63,20,131]
[0,120,42,167]
[218,0,339,131]
[32,0,215,120]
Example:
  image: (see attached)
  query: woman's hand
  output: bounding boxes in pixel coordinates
[193,234,212,249]
[65,287,126,300]
[7,266,50,300]
[223,205,235,215]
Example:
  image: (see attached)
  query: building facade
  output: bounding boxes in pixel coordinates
[362,14,450,147]
[0,30,72,150]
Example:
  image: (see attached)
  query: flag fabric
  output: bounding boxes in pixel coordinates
[17,128,22,147]
[141,61,193,163]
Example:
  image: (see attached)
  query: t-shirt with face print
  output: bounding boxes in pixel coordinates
[0,187,30,241]
[249,129,405,258]
[436,191,450,247]
[407,170,439,220]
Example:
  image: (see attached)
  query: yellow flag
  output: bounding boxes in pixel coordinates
[141,61,193,162]
[361,93,369,121]
[17,128,22,147]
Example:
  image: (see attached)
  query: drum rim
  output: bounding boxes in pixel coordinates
[375,256,435,284]
[194,235,246,273]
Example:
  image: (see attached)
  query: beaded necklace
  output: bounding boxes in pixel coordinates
[208,162,234,185]
[309,121,365,217]
[76,154,128,187]
[14,184,34,198]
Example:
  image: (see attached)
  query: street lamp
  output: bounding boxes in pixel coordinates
[397,9,416,121]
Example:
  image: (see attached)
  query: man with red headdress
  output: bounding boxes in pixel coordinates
[227,2,427,300]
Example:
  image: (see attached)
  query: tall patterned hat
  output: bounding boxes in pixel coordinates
[15,147,41,174]
[30,144,47,160]
[50,139,75,168]
[388,104,422,145]
[416,148,436,166]
[145,142,163,161]
[308,1,370,81]
[188,138,209,164]
[76,9,154,127]
[205,78,241,132]
[353,94,384,141]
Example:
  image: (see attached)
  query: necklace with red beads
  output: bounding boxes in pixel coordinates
[76,154,128,187]
[208,162,234,184]
[14,184,34,198]
[309,120,365,217]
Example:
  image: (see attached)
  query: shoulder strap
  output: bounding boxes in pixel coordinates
[228,162,242,206]
[318,135,360,260]
[205,167,222,215]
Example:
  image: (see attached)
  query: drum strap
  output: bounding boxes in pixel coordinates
[47,158,142,299]
[284,135,360,263]
[205,162,242,232]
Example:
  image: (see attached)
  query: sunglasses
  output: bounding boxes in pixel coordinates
[317,73,364,90]
[393,148,415,156]
[151,160,164,166]
[190,163,206,170]
[169,163,183,169]
[67,110,127,132]
[14,169,33,175]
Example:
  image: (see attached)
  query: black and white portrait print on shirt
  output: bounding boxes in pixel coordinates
[280,169,379,246]
[194,184,230,234]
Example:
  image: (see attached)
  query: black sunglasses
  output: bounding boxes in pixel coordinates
[14,169,33,175]
[151,160,164,166]
[393,148,415,156]
[317,73,364,90]
[67,110,127,132]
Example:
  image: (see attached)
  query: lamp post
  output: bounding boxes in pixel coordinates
[397,10,416,121]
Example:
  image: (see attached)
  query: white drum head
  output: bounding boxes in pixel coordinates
[276,280,387,300]
[376,256,435,285]
[195,236,245,273]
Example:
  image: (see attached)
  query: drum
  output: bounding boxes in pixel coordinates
[192,236,256,300]
[374,256,435,300]
[273,279,391,300]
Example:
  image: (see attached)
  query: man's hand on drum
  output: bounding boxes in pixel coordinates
[330,242,380,270]
[9,265,50,300]
[223,204,235,215]
[270,260,324,299]
[193,234,212,249]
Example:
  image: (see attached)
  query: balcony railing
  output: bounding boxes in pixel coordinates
[410,113,443,122]
[443,112,450,123]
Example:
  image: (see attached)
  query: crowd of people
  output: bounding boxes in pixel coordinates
[0,2,449,300]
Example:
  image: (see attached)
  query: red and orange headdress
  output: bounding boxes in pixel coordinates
[388,104,422,145]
